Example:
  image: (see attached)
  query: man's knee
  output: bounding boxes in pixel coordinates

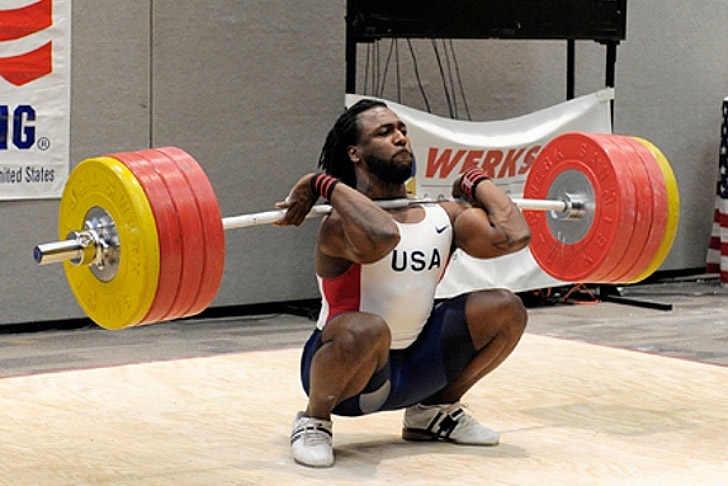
[349,313,392,348]
[326,312,392,354]
[467,289,527,338]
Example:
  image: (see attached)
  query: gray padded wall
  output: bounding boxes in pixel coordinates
[2,0,726,325]
[149,1,343,308]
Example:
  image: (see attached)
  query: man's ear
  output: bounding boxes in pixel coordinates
[348,145,361,164]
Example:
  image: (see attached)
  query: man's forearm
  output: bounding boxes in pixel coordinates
[473,180,531,251]
[327,183,401,262]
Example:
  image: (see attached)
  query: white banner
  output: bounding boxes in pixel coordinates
[0,0,71,200]
[346,89,614,293]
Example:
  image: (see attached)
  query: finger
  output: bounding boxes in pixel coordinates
[273,210,295,226]
[284,204,307,226]
[288,206,307,226]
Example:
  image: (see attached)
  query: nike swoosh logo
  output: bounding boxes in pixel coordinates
[436,226,448,234]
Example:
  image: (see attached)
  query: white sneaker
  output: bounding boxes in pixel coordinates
[290,412,335,467]
[402,402,500,445]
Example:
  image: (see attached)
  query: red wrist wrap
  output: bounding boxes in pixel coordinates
[310,173,340,201]
[460,168,490,199]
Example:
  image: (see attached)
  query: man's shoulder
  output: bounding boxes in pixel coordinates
[436,200,465,223]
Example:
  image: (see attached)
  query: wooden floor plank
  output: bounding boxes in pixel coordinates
[1,333,727,485]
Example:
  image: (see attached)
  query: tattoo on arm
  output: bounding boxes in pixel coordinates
[490,219,529,251]
[491,227,516,251]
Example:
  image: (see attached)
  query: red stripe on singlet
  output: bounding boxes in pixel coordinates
[320,263,362,321]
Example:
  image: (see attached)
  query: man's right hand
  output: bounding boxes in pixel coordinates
[274,173,318,226]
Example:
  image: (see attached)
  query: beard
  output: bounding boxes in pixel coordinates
[364,150,413,185]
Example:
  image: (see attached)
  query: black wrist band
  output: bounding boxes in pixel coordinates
[311,173,340,201]
[460,168,490,199]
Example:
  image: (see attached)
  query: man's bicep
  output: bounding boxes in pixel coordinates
[453,208,514,259]
[317,214,357,261]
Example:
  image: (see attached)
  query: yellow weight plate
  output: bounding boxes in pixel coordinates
[629,138,680,283]
[58,157,160,330]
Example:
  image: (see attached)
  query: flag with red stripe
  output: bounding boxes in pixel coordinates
[706,97,728,284]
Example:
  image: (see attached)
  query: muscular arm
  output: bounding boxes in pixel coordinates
[275,173,400,274]
[318,183,400,265]
[448,178,532,259]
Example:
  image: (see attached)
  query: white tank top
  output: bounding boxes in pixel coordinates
[316,204,453,349]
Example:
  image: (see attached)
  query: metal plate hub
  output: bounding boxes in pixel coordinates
[83,207,120,282]
[545,170,595,244]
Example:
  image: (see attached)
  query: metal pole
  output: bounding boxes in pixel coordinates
[567,39,575,100]
[218,197,569,230]
[34,197,573,265]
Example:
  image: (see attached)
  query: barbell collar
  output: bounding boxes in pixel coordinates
[34,237,89,266]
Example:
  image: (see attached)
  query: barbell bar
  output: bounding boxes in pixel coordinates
[33,195,578,266]
[32,132,679,330]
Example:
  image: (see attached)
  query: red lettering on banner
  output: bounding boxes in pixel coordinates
[0,0,52,42]
[460,150,484,172]
[518,145,541,174]
[498,148,524,178]
[480,150,502,178]
[424,145,542,179]
[425,148,466,178]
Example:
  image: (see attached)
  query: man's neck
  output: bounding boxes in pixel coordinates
[358,179,408,200]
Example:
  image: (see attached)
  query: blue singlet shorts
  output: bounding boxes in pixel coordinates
[299,293,477,417]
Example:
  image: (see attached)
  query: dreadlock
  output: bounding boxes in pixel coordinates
[318,99,387,187]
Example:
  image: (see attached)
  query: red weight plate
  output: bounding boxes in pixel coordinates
[157,146,225,317]
[588,134,651,283]
[612,136,668,282]
[109,151,183,325]
[523,132,637,282]
[142,149,205,321]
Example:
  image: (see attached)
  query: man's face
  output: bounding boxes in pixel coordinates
[353,106,413,184]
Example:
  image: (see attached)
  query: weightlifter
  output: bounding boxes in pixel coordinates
[275,99,531,467]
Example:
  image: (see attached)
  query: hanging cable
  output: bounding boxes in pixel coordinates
[431,39,455,118]
[395,39,401,103]
[374,40,380,97]
[378,39,396,97]
[449,39,472,120]
[406,39,431,113]
[363,43,371,95]
[441,39,459,119]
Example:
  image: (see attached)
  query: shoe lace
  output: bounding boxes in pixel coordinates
[292,418,331,446]
[302,424,330,445]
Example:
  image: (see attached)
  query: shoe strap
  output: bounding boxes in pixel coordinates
[425,407,464,439]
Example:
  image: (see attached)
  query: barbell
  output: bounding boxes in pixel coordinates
[33,132,679,330]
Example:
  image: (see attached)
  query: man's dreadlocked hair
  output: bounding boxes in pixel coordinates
[318,99,387,188]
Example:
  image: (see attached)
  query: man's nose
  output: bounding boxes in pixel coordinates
[393,129,408,145]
